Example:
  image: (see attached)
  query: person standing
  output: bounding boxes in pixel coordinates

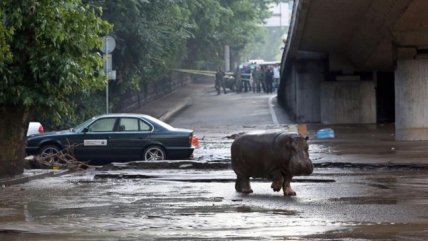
[215,68,227,95]
[265,67,274,93]
[241,66,251,93]
[273,64,280,91]
[234,67,242,93]
[260,66,267,93]
[252,66,261,93]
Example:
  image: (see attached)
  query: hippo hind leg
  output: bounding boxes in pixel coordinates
[235,176,253,193]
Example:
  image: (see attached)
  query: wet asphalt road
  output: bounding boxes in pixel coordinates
[1,167,428,240]
[1,84,428,240]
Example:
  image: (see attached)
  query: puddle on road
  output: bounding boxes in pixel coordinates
[193,142,231,161]
[1,167,428,240]
[0,178,335,240]
[329,196,398,205]
[306,222,428,240]
[310,143,334,154]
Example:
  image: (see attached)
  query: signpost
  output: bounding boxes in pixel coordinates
[100,35,116,114]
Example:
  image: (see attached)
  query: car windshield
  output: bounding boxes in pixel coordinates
[71,117,96,132]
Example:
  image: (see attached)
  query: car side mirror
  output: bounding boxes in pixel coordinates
[82,128,89,133]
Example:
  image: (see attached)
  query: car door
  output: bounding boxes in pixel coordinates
[73,117,118,161]
[109,117,153,161]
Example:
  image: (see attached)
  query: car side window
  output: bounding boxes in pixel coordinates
[88,118,116,132]
[119,118,139,131]
[139,120,152,131]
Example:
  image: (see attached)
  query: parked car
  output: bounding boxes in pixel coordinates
[26,113,196,163]
[27,122,44,136]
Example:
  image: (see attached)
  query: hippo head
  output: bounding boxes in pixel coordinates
[283,134,313,176]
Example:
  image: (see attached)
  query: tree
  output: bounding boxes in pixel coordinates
[96,0,273,98]
[244,26,289,61]
[98,0,192,94]
[0,1,110,177]
[181,0,274,69]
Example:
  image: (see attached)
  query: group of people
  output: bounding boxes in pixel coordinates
[215,63,280,95]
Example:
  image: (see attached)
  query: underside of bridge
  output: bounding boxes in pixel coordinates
[279,0,428,140]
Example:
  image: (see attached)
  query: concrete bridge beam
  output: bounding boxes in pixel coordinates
[395,59,428,140]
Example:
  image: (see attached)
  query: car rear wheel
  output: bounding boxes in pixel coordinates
[143,146,166,161]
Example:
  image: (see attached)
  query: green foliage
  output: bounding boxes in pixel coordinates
[245,26,288,61]
[182,0,274,69]
[0,0,111,124]
[99,0,193,93]
[0,9,13,63]
[1,0,276,128]
[92,0,275,105]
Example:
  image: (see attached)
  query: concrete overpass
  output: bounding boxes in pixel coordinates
[278,0,428,140]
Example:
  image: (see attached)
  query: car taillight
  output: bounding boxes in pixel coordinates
[38,125,44,134]
[191,135,199,148]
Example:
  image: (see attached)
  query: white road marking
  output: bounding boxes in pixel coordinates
[269,95,279,125]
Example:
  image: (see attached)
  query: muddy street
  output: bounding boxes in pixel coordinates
[1,84,428,240]
[1,166,428,240]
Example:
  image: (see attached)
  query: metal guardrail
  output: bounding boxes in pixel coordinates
[173,69,234,77]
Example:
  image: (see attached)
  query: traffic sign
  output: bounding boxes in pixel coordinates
[100,35,116,54]
[107,70,116,80]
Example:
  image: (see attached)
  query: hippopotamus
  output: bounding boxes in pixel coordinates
[231,132,313,196]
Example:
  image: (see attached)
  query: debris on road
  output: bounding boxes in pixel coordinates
[316,128,335,139]
[224,132,246,139]
[25,145,91,171]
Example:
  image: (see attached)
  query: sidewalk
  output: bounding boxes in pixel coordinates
[132,82,211,122]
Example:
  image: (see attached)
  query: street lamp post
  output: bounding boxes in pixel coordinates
[100,36,116,114]
[105,40,109,114]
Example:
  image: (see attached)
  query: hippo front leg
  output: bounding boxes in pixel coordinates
[282,176,296,196]
[270,171,284,192]
[235,175,253,193]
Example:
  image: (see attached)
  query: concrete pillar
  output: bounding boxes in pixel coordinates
[360,81,377,123]
[321,80,376,124]
[321,81,360,124]
[295,61,322,123]
[395,59,428,140]
[282,63,298,120]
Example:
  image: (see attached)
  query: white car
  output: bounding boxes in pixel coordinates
[27,122,44,136]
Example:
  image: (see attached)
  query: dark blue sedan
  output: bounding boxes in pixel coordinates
[26,114,195,162]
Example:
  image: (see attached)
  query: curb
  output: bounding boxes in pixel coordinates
[97,159,428,171]
[159,97,192,122]
[0,169,72,187]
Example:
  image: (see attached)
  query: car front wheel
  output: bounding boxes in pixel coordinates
[39,145,62,163]
[143,146,166,161]
[40,145,60,158]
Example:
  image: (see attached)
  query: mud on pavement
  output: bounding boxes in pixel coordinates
[1,166,428,240]
[2,125,428,240]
